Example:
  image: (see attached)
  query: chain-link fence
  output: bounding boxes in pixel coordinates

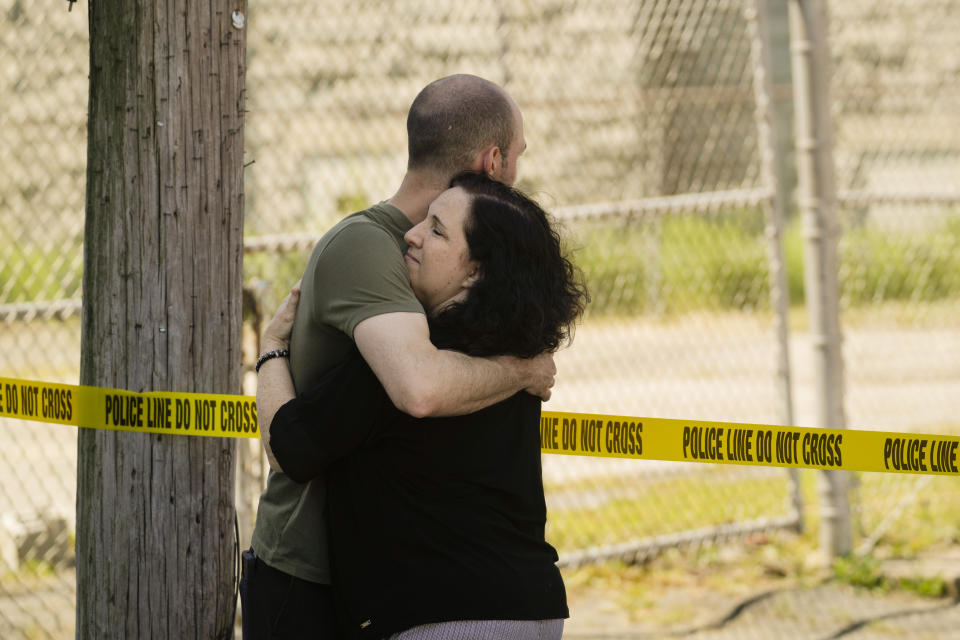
[240,0,806,567]
[1,3,86,637]
[828,0,960,561]
[1,1,959,638]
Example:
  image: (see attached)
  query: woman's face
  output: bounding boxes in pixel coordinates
[403,186,479,315]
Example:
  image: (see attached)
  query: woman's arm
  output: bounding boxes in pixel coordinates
[256,286,300,472]
[256,284,393,482]
[270,352,386,482]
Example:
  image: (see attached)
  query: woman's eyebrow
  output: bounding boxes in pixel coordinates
[428,212,448,230]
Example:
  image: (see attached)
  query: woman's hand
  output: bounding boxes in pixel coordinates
[256,282,301,473]
[261,282,301,353]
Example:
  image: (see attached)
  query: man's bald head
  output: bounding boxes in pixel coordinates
[406,74,516,176]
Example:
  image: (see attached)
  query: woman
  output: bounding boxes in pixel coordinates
[258,172,587,639]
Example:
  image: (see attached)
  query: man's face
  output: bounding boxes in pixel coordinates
[494,99,526,187]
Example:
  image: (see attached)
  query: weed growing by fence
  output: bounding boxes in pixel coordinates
[572,211,960,316]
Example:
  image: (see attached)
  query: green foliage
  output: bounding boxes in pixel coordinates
[660,211,769,311]
[335,192,370,217]
[571,210,960,317]
[0,245,83,303]
[897,575,949,598]
[841,226,960,303]
[574,208,772,316]
[832,555,948,597]
[3,206,958,318]
[782,217,807,304]
[574,209,774,315]
[832,556,888,590]
[572,223,648,315]
[545,469,791,551]
[242,250,311,314]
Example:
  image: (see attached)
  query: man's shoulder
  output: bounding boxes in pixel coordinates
[297,201,419,324]
[322,208,391,244]
[314,204,406,255]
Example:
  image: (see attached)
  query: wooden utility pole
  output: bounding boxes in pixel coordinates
[78,2,247,637]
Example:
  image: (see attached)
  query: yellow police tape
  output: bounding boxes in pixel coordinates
[0,376,258,438]
[2,376,958,476]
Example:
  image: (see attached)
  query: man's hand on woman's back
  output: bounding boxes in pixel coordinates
[496,352,556,402]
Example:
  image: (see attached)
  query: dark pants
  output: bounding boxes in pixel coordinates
[240,548,340,639]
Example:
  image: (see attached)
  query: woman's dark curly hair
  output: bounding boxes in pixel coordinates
[427,171,589,359]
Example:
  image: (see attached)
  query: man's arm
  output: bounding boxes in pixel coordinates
[354,311,556,418]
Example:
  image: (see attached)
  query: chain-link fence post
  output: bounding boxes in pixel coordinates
[746,0,804,533]
[788,0,852,558]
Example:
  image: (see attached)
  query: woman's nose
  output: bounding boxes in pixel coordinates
[404,224,422,248]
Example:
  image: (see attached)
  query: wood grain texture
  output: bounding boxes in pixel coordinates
[78,2,247,637]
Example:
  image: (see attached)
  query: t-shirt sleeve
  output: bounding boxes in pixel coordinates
[307,219,423,337]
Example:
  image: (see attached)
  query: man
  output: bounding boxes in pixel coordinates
[241,74,555,639]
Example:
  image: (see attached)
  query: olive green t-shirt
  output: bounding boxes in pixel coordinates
[251,202,423,584]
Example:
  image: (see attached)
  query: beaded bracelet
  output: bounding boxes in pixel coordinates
[255,348,290,373]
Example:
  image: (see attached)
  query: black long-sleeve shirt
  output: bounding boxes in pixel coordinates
[270,351,568,639]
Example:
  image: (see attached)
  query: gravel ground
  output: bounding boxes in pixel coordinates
[562,547,960,639]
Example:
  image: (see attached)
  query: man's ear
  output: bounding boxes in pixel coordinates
[474,144,501,178]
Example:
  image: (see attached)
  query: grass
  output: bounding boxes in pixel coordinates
[0,245,83,304]
[546,466,793,551]
[4,206,958,322]
[570,208,773,315]
[831,555,948,597]
[242,251,310,313]
[553,465,960,600]
[569,209,960,317]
